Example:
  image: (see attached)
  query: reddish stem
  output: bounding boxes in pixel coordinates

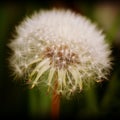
[51,83,60,120]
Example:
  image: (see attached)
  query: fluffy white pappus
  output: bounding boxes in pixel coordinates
[9,9,112,96]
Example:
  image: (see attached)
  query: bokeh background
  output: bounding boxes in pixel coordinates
[0,0,120,120]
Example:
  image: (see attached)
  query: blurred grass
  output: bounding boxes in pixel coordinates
[0,1,120,119]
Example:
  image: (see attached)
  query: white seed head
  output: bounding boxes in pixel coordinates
[8,9,112,97]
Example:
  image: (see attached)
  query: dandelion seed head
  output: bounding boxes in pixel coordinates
[9,9,112,97]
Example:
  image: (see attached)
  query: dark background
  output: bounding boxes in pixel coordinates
[0,0,120,120]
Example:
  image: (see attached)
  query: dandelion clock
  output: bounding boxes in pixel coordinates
[8,9,112,119]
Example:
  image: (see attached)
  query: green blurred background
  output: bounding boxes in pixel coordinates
[0,0,120,119]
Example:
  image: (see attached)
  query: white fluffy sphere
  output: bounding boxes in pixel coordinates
[9,9,111,96]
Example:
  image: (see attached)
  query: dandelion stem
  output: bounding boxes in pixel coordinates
[51,81,60,120]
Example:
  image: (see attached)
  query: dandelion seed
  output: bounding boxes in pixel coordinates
[8,9,112,97]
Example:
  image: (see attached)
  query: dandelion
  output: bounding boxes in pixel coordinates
[9,9,111,97]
